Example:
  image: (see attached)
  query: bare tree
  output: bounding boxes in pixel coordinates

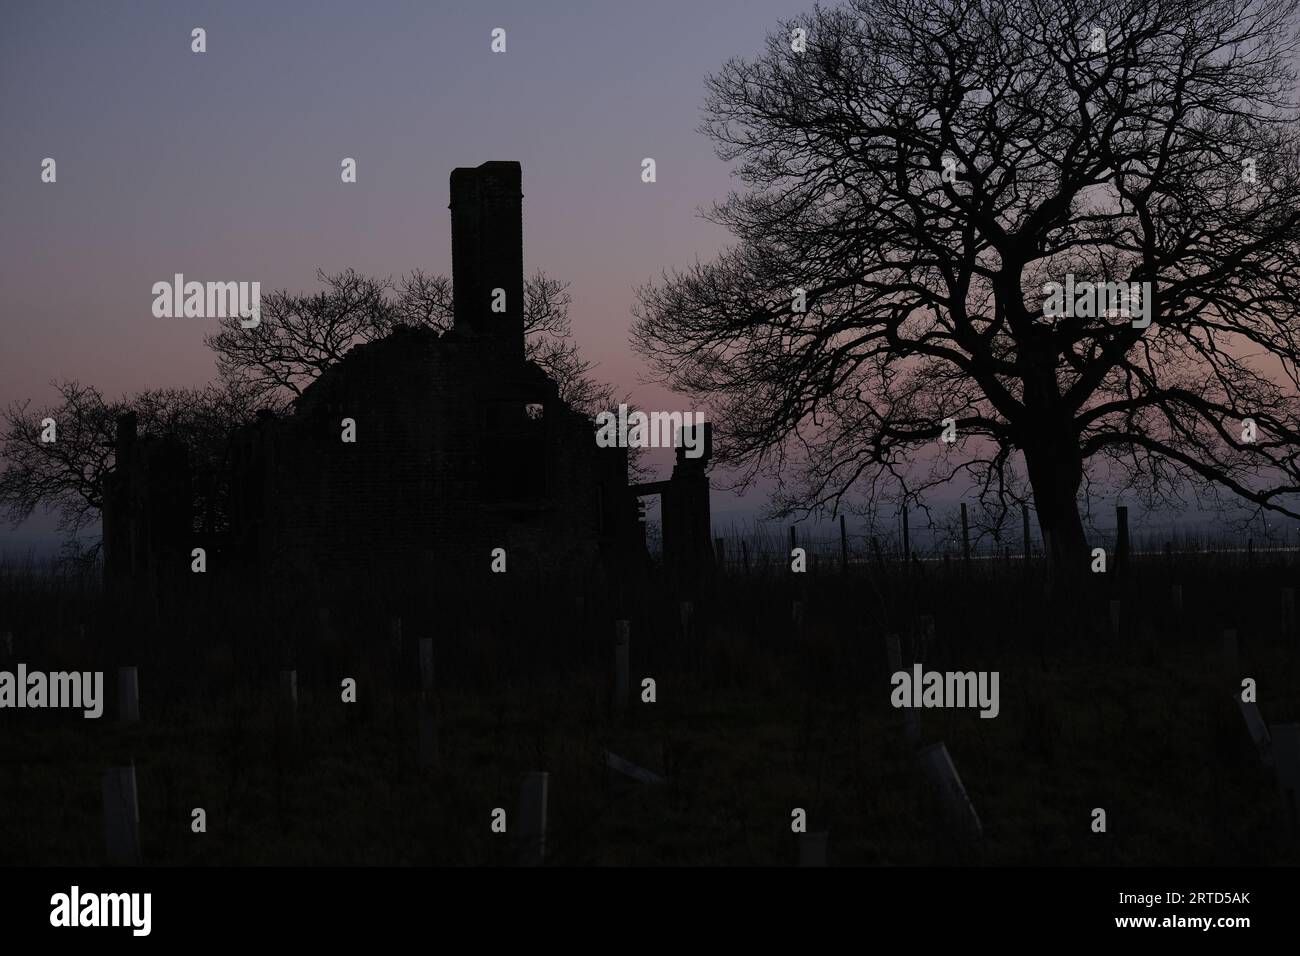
[206,267,616,416]
[0,379,266,539]
[0,382,117,536]
[3,267,622,542]
[632,0,1300,571]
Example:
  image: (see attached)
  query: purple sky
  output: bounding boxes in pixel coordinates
[3,1,1284,555]
[1,0,828,548]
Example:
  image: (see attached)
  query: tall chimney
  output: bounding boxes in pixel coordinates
[449,161,524,362]
[115,411,137,463]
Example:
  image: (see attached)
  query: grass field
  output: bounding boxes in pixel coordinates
[2,541,1299,866]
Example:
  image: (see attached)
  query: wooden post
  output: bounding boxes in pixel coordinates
[960,503,971,564]
[789,526,797,556]
[1109,599,1121,638]
[1237,698,1272,764]
[799,831,829,867]
[839,514,848,574]
[1282,587,1295,641]
[614,621,630,712]
[102,764,141,866]
[918,743,981,840]
[1021,503,1031,566]
[902,504,911,565]
[117,666,139,723]
[1115,505,1129,578]
[517,772,549,866]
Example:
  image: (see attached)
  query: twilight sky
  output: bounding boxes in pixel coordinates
[0,0,826,548]
[2,1,1286,555]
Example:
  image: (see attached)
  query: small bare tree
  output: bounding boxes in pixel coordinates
[206,267,616,415]
[0,379,265,540]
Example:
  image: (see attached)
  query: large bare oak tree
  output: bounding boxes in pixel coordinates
[633,0,1300,570]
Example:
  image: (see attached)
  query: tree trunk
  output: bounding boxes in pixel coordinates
[1023,442,1089,574]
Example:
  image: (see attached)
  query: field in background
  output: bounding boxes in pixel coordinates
[2,535,1299,866]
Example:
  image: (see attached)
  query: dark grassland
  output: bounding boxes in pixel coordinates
[2,540,1298,866]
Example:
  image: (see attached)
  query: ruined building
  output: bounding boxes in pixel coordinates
[104,161,714,621]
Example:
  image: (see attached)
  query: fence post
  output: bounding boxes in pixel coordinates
[1115,505,1129,578]
[840,514,848,574]
[960,503,971,565]
[1021,503,1031,567]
